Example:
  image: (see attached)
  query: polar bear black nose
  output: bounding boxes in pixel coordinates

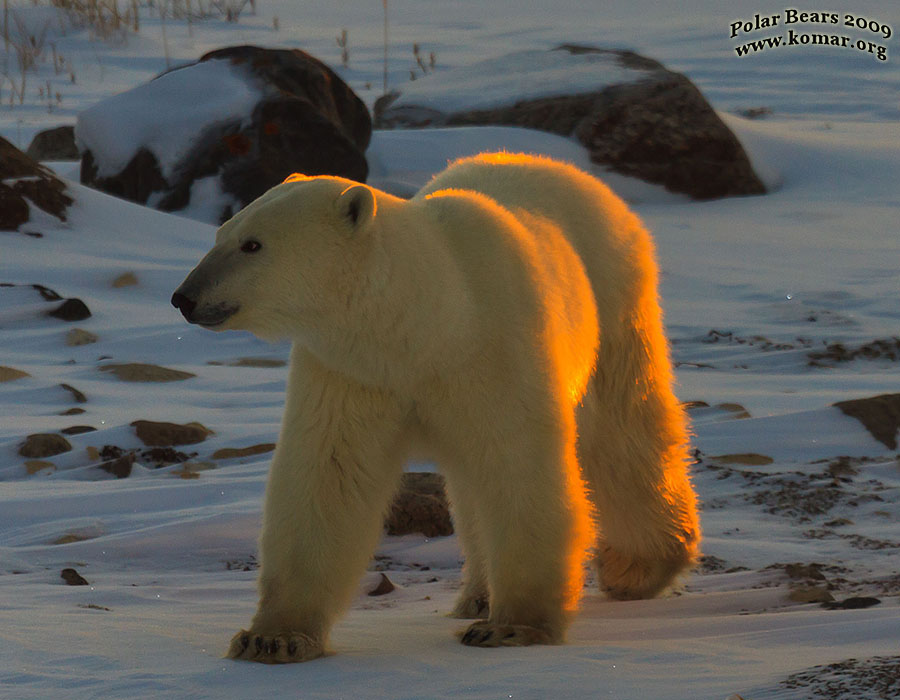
[171,291,197,319]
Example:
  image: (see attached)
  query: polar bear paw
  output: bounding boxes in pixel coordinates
[226,629,323,664]
[459,620,553,647]
[596,544,689,600]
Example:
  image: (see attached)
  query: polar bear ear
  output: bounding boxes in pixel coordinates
[336,185,376,232]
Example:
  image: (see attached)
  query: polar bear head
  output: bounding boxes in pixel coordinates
[172,175,378,341]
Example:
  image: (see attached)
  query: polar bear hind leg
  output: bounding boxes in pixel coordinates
[577,284,700,600]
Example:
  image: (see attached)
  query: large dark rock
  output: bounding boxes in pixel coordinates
[81,147,166,207]
[79,46,371,223]
[26,126,79,161]
[386,472,454,537]
[0,136,72,230]
[375,46,765,200]
[0,184,30,230]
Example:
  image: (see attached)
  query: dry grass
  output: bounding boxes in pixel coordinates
[0,0,257,109]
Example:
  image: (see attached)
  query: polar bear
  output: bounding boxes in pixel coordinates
[172,153,700,664]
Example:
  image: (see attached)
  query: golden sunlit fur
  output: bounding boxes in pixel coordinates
[181,153,699,663]
[426,154,700,605]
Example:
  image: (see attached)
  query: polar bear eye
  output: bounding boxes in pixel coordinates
[240,240,262,253]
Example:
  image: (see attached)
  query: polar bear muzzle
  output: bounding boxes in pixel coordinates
[171,258,241,328]
[171,288,239,327]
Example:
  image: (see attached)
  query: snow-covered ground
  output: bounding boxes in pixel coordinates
[1,2,898,699]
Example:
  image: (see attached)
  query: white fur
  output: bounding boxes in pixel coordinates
[179,154,700,663]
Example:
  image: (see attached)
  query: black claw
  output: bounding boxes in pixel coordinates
[267,639,280,655]
[239,633,250,652]
[287,639,298,656]
[462,628,478,644]
[254,636,264,653]
[480,629,494,643]
[503,631,517,640]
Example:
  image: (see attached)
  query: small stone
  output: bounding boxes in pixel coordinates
[54,535,82,545]
[171,461,216,479]
[19,433,72,458]
[65,328,98,346]
[0,366,30,382]
[61,425,97,436]
[60,407,86,416]
[31,283,62,301]
[716,403,751,419]
[711,453,774,466]
[212,443,276,460]
[61,568,90,586]
[834,394,900,450]
[822,596,881,610]
[368,573,396,596]
[825,456,858,477]
[99,445,127,460]
[24,460,55,475]
[131,420,212,447]
[111,272,138,288]
[60,383,87,403]
[138,446,196,467]
[785,563,826,581]
[47,298,91,321]
[98,454,135,479]
[824,518,853,527]
[99,363,195,382]
[230,357,287,368]
[789,586,834,603]
[54,532,94,545]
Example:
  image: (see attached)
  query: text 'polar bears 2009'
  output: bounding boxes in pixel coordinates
[730,10,892,61]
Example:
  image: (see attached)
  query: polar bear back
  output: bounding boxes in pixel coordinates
[416,153,654,336]
[415,185,599,404]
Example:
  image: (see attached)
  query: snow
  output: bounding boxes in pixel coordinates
[75,58,262,179]
[368,126,687,203]
[2,1,900,699]
[384,48,650,114]
[170,174,241,223]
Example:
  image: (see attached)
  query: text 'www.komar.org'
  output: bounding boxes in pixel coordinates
[730,10,892,61]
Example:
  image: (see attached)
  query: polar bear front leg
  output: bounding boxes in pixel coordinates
[442,476,490,619]
[434,399,593,647]
[456,431,592,647]
[228,348,407,663]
